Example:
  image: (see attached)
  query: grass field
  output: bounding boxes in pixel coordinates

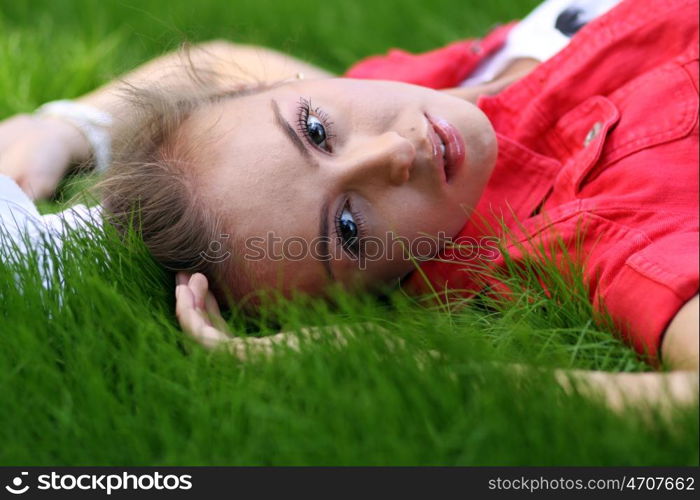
[0,0,697,466]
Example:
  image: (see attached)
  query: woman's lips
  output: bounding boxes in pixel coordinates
[425,114,466,184]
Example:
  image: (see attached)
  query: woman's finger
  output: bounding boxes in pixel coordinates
[192,324,233,349]
[175,283,199,328]
[176,283,211,333]
[176,282,230,348]
[188,273,209,312]
[188,272,230,332]
[204,291,229,332]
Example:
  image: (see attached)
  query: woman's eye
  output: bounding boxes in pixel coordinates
[306,116,327,148]
[337,206,360,254]
[297,98,333,152]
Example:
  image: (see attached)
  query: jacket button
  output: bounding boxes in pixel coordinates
[583,121,603,147]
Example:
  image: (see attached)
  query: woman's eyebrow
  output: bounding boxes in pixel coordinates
[270,99,319,168]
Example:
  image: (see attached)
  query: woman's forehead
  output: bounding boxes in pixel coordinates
[186,94,327,253]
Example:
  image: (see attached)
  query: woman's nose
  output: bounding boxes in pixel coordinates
[340,131,415,187]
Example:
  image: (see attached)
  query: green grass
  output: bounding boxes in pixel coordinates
[0,0,697,465]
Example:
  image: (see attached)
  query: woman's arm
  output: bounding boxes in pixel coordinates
[77,40,334,152]
[661,294,699,371]
[0,41,333,199]
[554,370,697,419]
[175,272,698,419]
[572,294,699,415]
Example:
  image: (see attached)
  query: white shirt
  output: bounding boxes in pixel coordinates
[462,0,621,86]
[0,175,102,286]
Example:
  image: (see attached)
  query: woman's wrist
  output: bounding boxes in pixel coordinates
[35,100,113,172]
[41,116,92,164]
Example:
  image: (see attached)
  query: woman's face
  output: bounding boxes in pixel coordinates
[188,78,497,299]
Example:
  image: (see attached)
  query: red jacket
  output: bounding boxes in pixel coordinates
[346,0,699,360]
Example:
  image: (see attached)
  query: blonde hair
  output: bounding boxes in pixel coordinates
[98,76,265,302]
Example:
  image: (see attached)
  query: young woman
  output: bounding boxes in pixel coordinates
[0,0,697,409]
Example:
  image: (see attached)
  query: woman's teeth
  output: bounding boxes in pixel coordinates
[439,141,446,160]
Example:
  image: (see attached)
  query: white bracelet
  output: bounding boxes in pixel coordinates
[36,100,114,173]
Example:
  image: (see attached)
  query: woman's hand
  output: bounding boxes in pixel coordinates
[0,114,90,199]
[175,272,232,348]
[175,272,302,360]
[175,272,367,360]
